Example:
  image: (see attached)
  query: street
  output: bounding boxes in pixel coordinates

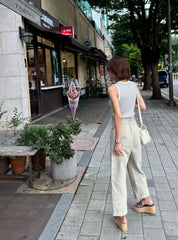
[161,79,178,101]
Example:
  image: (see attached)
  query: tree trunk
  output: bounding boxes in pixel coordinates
[151,63,162,99]
[143,63,151,90]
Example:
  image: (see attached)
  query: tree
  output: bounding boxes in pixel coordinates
[83,0,178,99]
[111,17,134,56]
[121,43,143,76]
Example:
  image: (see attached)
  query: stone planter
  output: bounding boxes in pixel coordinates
[51,154,77,181]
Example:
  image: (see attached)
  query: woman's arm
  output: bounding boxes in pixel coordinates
[108,85,123,156]
[135,86,146,111]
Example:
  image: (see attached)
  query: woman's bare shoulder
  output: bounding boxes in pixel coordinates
[108,85,117,93]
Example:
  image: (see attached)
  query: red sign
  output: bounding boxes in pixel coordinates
[61,26,74,38]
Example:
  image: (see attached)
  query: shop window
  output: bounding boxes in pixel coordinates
[61,51,76,93]
[38,47,45,87]
[27,45,40,117]
[52,50,60,85]
[45,49,53,86]
[37,36,54,48]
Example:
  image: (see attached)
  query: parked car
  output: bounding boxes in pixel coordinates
[158,70,168,87]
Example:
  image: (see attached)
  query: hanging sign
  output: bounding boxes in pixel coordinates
[61,26,74,38]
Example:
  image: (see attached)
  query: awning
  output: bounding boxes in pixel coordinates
[27,23,107,60]
[39,30,90,53]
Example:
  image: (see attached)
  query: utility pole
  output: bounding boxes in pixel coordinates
[167,0,176,106]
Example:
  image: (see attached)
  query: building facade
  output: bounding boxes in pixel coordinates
[0,0,112,129]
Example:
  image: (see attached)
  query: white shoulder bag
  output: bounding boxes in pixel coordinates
[137,93,151,145]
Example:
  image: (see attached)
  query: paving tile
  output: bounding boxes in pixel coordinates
[126,221,143,234]
[156,191,174,201]
[144,228,166,240]
[172,189,178,196]
[106,193,112,204]
[56,225,80,240]
[86,167,99,175]
[161,211,178,222]
[73,193,91,204]
[88,200,105,211]
[80,178,95,186]
[104,203,113,214]
[84,210,104,223]
[80,222,101,236]
[143,215,163,228]
[98,170,110,178]
[77,185,93,194]
[62,213,84,226]
[127,210,142,221]
[100,227,121,240]
[158,201,177,211]
[122,234,144,240]
[102,214,116,228]
[70,203,88,213]
[155,183,171,192]
[163,222,178,236]
[93,183,109,192]
[91,191,107,200]
[166,237,178,240]
[78,236,99,240]
[88,161,101,168]
[152,169,166,177]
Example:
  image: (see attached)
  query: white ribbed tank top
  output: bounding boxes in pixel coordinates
[114,81,137,118]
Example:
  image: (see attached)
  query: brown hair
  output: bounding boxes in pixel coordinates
[107,56,131,80]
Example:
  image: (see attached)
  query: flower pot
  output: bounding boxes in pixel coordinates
[10,156,26,174]
[32,150,46,171]
[0,156,9,174]
[51,154,77,181]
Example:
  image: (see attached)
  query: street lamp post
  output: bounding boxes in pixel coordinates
[167,0,176,106]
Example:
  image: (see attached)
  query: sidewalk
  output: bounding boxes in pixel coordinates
[46,89,178,240]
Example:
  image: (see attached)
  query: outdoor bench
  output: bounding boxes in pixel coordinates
[0,146,39,188]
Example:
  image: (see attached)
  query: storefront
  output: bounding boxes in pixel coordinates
[25,11,91,118]
[0,0,109,131]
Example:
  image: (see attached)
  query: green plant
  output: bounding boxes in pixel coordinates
[66,117,82,136]
[15,124,48,151]
[8,107,24,136]
[45,119,81,164]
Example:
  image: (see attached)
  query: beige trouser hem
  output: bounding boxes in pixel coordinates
[111,117,150,217]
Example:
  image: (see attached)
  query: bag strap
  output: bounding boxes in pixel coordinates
[136,88,143,126]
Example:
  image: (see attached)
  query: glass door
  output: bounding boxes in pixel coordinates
[27,45,40,118]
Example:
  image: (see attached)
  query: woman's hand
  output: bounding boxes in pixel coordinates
[114,143,123,156]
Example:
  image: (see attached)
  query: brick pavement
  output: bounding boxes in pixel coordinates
[53,89,178,240]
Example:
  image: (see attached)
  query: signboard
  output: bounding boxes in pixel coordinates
[67,82,80,120]
[0,0,41,26]
[61,26,74,38]
[40,9,60,33]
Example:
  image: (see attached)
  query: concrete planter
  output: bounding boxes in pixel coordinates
[51,154,77,181]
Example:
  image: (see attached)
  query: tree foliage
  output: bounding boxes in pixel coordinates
[83,0,178,99]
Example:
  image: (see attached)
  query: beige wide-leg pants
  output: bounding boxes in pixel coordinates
[111,117,150,217]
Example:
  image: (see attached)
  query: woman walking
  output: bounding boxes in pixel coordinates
[107,57,155,232]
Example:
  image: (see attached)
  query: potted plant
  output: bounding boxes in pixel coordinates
[45,118,81,181]
[5,107,27,174]
[15,124,48,171]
